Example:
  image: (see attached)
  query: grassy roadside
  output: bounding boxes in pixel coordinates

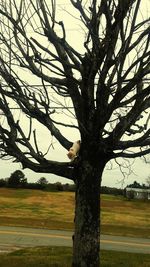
[0,246,150,267]
[0,188,150,238]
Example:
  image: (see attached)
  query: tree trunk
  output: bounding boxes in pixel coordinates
[72,158,106,267]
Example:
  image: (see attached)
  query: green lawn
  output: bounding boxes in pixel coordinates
[0,188,149,238]
[0,246,149,267]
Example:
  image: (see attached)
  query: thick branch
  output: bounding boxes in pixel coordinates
[115,129,150,150]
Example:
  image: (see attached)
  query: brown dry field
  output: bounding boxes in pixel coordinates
[0,188,149,238]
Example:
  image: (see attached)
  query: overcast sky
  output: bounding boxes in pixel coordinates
[0,0,149,188]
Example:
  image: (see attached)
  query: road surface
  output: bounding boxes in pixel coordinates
[0,226,149,254]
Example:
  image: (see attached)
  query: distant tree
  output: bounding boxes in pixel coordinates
[63,183,75,191]
[0,178,7,187]
[141,183,148,189]
[37,177,48,185]
[55,182,64,191]
[37,177,48,189]
[127,180,141,188]
[8,170,27,188]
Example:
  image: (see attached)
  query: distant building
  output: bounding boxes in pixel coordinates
[126,187,150,200]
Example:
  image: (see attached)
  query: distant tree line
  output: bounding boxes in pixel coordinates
[100,186,124,196]
[0,170,76,191]
[126,180,150,189]
[0,170,149,194]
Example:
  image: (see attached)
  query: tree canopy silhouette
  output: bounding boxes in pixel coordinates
[8,170,27,188]
[0,1,150,266]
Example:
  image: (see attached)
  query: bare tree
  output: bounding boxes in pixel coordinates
[0,1,150,266]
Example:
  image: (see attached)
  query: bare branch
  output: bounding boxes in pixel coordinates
[0,0,149,176]
[115,148,150,158]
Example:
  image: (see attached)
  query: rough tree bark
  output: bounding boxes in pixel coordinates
[72,139,108,267]
[73,161,106,267]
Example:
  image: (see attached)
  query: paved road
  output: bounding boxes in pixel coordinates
[0,226,149,254]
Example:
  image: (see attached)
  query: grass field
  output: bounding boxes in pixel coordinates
[0,246,150,267]
[0,188,150,238]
